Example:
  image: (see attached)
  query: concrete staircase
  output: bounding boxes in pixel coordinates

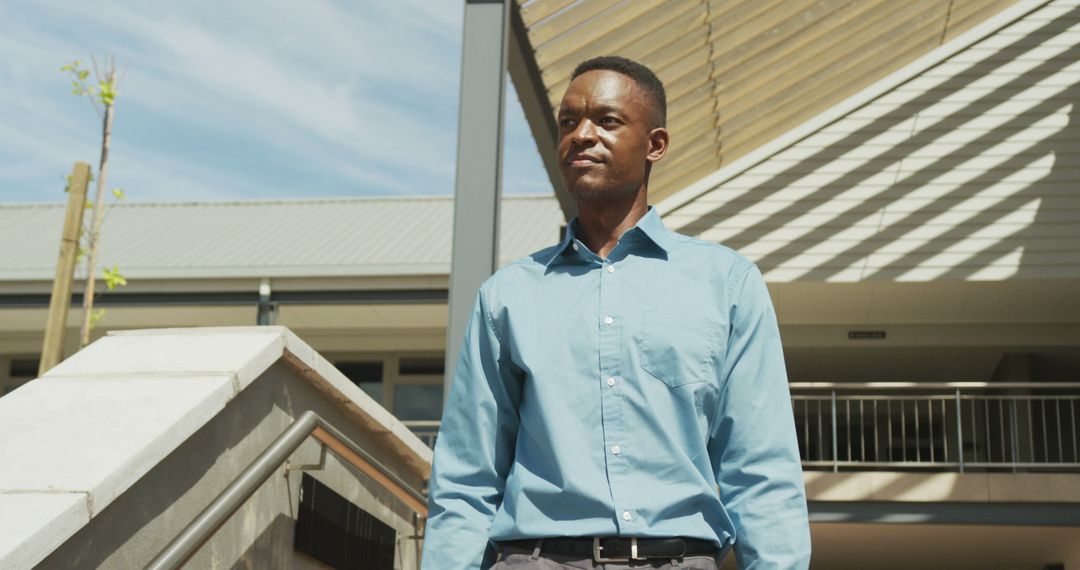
[0,326,431,569]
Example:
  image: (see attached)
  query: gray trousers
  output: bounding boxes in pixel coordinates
[491,541,722,569]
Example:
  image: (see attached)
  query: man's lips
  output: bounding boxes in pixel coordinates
[566,154,603,167]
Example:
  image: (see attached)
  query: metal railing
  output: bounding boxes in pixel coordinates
[403,420,440,448]
[147,410,428,570]
[404,382,1080,474]
[791,382,1080,473]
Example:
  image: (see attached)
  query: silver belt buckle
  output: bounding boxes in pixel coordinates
[592,537,640,562]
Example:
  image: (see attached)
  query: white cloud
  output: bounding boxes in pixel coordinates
[0,0,552,203]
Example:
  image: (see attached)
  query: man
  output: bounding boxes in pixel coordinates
[422,56,811,570]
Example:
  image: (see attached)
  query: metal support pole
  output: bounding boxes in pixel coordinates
[831,390,839,472]
[1011,398,1020,472]
[444,0,510,404]
[256,278,276,326]
[507,0,575,220]
[955,389,964,473]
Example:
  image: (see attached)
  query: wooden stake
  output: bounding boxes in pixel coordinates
[39,162,91,376]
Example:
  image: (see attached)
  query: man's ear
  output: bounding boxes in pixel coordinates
[646,127,669,164]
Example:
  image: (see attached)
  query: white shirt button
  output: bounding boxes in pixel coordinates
[622,510,632,521]
[603,316,614,325]
[606,377,616,386]
[605,265,614,273]
[611,445,621,455]
[571,243,579,252]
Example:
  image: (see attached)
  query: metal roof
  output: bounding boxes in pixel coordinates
[0,195,564,281]
[513,0,1018,204]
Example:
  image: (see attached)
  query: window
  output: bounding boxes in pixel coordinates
[398,357,444,376]
[334,361,384,404]
[3,357,40,396]
[10,358,39,378]
[328,353,445,427]
[392,385,444,421]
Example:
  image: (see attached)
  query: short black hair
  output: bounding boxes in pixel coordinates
[571,55,666,128]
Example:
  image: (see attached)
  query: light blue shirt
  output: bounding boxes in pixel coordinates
[423,206,810,569]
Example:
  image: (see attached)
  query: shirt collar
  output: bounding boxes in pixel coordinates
[545,205,673,267]
[633,205,675,252]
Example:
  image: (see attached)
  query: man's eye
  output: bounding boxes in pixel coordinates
[559,118,577,128]
[601,116,620,126]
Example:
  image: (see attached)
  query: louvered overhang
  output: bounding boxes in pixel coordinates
[513,0,1018,204]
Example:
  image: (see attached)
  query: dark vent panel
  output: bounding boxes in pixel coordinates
[294,473,396,569]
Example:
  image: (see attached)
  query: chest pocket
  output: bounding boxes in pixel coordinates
[635,309,717,388]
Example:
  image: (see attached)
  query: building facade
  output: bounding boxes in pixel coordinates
[2,1,1079,567]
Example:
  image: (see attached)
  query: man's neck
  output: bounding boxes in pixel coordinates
[574,189,649,260]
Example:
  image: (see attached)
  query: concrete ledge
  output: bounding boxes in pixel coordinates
[805,471,1080,503]
[0,326,432,569]
[0,493,89,570]
[0,374,235,512]
[109,326,434,476]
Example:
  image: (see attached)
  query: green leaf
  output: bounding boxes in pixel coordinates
[98,82,115,106]
[103,266,127,290]
[111,188,125,200]
[75,246,87,263]
[89,308,106,327]
[64,174,72,193]
[85,200,93,210]
[78,70,90,81]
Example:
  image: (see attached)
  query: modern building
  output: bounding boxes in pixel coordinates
[1,0,1078,568]
[0,194,565,442]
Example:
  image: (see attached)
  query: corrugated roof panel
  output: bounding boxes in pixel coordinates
[538,1,702,82]
[521,0,579,27]
[3,205,59,270]
[0,195,563,281]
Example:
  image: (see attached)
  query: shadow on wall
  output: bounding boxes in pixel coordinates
[33,377,272,570]
[675,5,1079,283]
[232,514,310,570]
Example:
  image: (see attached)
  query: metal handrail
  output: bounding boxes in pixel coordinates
[147,410,428,570]
[791,382,1080,390]
[402,420,440,449]
[402,420,441,428]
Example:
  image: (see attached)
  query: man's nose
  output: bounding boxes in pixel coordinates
[570,119,598,145]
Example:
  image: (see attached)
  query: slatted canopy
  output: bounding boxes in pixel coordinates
[512,0,1018,206]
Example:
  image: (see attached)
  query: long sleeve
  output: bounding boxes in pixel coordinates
[707,264,811,569]
[422,286,522,570]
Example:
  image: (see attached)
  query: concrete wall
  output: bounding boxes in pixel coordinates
[0,327,430,569]
[37,360,424,569]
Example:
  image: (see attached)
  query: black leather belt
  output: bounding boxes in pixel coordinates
[499,537,718,562]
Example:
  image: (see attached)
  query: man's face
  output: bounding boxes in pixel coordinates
[557,70,667,201]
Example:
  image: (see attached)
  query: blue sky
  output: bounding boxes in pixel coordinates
[0,0,553,203]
